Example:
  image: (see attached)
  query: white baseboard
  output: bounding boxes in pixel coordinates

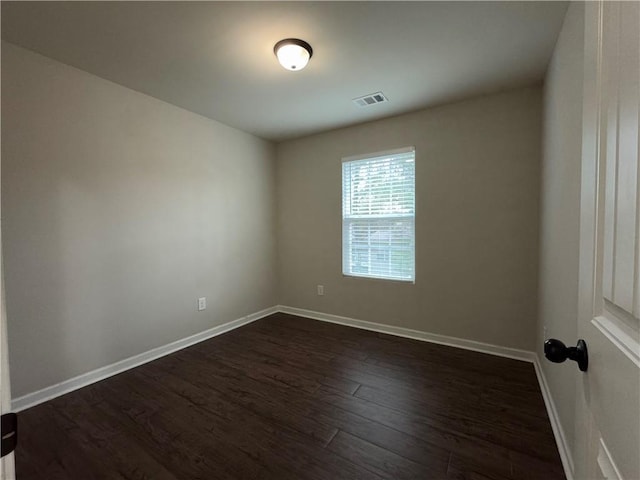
[11,306,279,412]
[532,355,575,480]
[278,305,535,363]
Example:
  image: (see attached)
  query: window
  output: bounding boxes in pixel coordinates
[342,147,415,282]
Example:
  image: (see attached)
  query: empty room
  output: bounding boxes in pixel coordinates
[1,1,639,479]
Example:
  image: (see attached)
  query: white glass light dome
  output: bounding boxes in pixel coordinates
[274,39,313,71]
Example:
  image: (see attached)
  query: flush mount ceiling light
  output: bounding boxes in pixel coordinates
[274,38,313,71]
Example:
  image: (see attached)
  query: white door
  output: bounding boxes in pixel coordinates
[1,2,17,470]
[576,2,640,479]
[1,256,16,480]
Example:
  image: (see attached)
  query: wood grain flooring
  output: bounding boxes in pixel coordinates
[16,313,565,479]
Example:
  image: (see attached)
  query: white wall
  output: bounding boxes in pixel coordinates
[538,2,584,468]
[276,87,542,350]
[1,42,278,398]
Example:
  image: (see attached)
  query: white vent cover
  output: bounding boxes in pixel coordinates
[353,92,388,107]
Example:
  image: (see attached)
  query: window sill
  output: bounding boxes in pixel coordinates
[342,273,415,285]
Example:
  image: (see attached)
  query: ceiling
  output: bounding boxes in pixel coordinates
[1,1,568,142]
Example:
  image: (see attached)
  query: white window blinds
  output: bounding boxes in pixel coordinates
[342,147,415,282]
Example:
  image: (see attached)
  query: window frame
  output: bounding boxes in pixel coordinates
[341,146,416,283]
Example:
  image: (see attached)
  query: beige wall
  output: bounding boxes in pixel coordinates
[1,42,277,398]
[276,88,542,350]
[538,2,584,463]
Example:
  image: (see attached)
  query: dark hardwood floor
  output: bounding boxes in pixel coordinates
[16,313,565,479]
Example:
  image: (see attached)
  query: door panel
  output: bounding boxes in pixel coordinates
[600,0,640,331]
[601,0,618,304]
[611,1,639,315]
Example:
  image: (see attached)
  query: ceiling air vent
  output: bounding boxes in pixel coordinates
[353,91,388,107]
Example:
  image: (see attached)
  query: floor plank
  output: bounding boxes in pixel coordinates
[15,313,565,479]
[327,430,445,479]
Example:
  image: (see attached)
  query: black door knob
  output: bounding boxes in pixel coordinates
[544,338,588,372]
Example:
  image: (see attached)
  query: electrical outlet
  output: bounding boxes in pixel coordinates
[317,285,324,296]
[198,297,206,311]
[543,325,548,339]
